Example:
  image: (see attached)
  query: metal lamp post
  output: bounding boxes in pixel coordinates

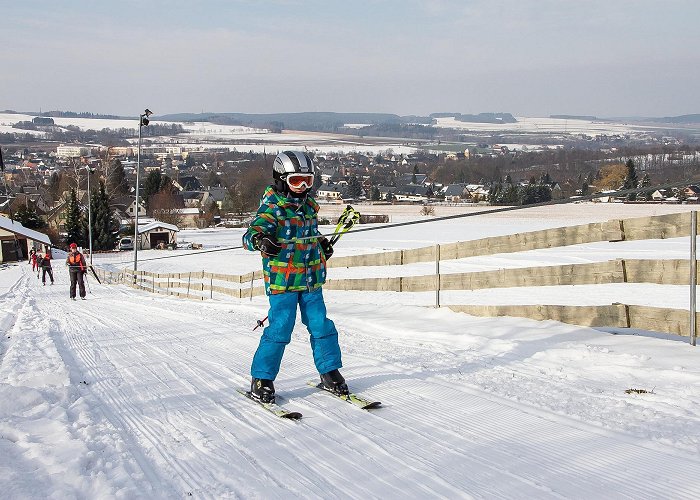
[133,109,152,281]
[86,164,93,265]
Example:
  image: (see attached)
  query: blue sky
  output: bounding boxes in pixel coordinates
[2,0,699,117]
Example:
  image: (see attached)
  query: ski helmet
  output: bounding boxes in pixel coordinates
[272,151,315,195]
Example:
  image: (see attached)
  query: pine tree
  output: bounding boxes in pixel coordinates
[64,188,84,247]
[623,159,639,201]
[14,204,46,229]
[347,175,362,198]
[90,181,118,251]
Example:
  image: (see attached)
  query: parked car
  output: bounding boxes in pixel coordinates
[118,237,134,251]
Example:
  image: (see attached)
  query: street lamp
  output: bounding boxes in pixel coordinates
[133,109,152,280]
[85,162,95,265]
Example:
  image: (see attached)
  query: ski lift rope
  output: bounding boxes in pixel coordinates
[134,178,698,264]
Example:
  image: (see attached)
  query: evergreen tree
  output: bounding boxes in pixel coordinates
[581,181,589,196]
[347,175,362,198]
[623,159,639,201]
[90,181,118,251]
[14,204,46,229]
[142,169,163,210]
[370,186,381,201]
[639,173,652,200]
[64,188,84,247]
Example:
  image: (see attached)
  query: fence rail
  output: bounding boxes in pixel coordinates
[95,211,699,339]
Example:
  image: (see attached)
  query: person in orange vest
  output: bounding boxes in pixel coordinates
[66,243,86,300]
[38,247,54,286]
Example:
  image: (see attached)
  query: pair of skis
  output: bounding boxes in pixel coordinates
[237,381,381,420]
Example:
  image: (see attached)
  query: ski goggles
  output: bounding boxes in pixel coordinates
[286,173,314,190]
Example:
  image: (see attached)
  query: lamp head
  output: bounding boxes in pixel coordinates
[140,109,153,126]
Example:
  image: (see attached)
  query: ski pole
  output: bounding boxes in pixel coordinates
[253,316,268,331]
[329,205,360,245]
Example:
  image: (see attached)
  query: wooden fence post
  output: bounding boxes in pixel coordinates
[691,211,697,346]
[435,244,441,308]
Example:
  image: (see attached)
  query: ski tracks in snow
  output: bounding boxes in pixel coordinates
[5,267,700,498]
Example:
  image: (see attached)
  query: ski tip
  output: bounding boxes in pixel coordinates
[281,411,303,420]
[362,401,382,409]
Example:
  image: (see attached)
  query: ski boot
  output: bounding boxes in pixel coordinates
[320,369,349,396]
[250,377,275,404]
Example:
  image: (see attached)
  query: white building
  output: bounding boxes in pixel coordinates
[56,145,89,158]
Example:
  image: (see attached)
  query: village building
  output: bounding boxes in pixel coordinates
[0,215,52,263]
[135,222,180,250]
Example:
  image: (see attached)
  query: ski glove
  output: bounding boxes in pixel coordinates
[253,233,282,256]
[319,237,334,259]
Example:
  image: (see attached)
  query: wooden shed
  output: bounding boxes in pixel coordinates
[137,221,180,250]
[0,215,52,263]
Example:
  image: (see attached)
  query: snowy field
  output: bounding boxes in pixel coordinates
[432,116,700,137]
[2,202,700,498]
[4,111,698,156]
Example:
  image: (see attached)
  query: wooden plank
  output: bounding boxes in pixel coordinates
[400,275,437,292]
[325,277,401,292]
[402,246,436,265]
[621,212,692,241]
[627,305,695,337]
[328,250,403,268]
[622,259,692,285]
[441,261,624,290]
[447,304,629,328]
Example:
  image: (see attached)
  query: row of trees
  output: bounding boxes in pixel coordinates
[487,175,554,205]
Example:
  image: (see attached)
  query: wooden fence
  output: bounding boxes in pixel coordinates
[94,211,699,339]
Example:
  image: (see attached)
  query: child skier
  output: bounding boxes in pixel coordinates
[30,248,38,273]
[242,151,347,404]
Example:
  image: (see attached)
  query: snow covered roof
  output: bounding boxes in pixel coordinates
[0,215,52,245]
[137,222,179,234]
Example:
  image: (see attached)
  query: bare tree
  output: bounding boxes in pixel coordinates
[150,190,185,227]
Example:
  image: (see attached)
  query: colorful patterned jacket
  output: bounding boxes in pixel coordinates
[243,186,327,295]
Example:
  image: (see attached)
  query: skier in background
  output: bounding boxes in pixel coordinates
[242,151,347,404]
[29,248,38,273]
[38,247,54,285]
[66,243,86,300]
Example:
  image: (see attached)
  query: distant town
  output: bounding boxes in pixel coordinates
[1,110,700,251]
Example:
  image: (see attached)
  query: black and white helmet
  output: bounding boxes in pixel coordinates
[272,151,315,194]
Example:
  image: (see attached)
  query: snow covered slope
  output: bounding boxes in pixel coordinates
[2,253,700,498]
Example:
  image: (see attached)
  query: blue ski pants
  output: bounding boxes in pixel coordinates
[251,288,342,380]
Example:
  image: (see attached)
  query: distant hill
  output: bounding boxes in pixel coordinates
[648,114,700,124]
[156,112,432,132]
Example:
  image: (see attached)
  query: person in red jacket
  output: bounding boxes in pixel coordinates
[38,247,54,285]
[66,243,86,300]
[30,248,38,272]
